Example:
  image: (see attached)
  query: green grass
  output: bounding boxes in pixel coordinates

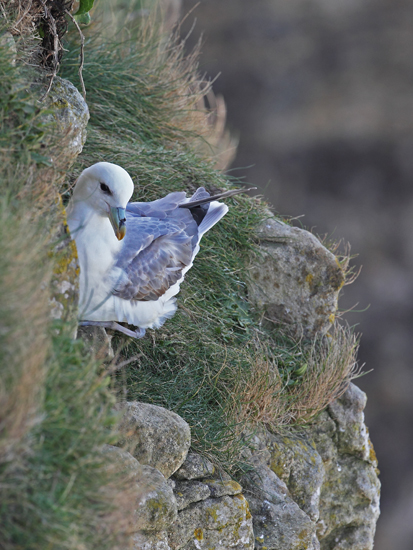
[60,8,360,474]
[0,23,134,550]
[0,1,361,547]
[1,326,130,550]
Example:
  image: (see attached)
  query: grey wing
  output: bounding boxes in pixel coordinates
[113,212,196,302]
[126,191,187,219]
[126,188,210,219]
[114,188,214,301]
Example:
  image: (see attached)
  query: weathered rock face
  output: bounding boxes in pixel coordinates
[102,445,178,533]
[45,77,89,325]
[240,383,380,550]
[248,216,345,338]
[49,199,79,323]
[242,458,320,550]
[111,385,379,550]
[116,401,191,478]
[44,76,89,173]
[311,386,380,550]
[174,451,215,480]
[131,451,254,550]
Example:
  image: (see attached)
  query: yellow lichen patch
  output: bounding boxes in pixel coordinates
[205,504,219,522]
[305,273,314,285]
[194,528,203,540]
[234,494,251,519]
[48,198,79,321]
[368,438,379,471]
[204,479,242,494]
[334,257,346,290]
[328,313,335,324]
[270,456,285,480]
[52,97,69,109]
[226,480,242,492]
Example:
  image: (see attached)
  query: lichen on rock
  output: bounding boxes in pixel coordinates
[42,76,89,173]
[248,215,345,338]
[115,401,191,479]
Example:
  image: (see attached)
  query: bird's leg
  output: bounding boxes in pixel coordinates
[79,321,146,339]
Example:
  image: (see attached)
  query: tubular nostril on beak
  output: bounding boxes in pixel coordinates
[109,207,127,240]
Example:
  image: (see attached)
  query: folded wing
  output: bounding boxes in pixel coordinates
[112,189,215,302]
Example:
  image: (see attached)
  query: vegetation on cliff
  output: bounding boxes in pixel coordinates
[0,1,361,548]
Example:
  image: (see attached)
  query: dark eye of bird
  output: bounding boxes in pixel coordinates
[100,182,112,195]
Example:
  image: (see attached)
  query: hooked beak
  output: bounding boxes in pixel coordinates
[109,207,126,240]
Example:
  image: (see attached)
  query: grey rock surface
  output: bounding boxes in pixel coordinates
[116,401,191,478]
[167,494,254,550]
[267,433,324,522]
[122,384,379,550]
[328,383,370,460]
[241,460,319,550]
[49,201,79,325]
[101,445,178,532]
[173,480,211,510]
[133,530,171,550]
[173,451,215,480]
[44,77,88,327]
[44,76,89,171]
[238,383,379,550]
[202,478,243,498]
[248,216,344,338]
[311,384,380,550]
[137,466,178,532]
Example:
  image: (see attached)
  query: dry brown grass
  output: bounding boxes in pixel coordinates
[286,323,362,424]
[1,0,43,38]
[230,323,362,433]
[230,353,292,429]
[159,35,238,170]
[85,3,238,171]
[0,206,52,464]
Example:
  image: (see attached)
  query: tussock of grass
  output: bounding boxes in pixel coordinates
[0,25,137,550]
[285,324,362,423]
[0,204,50,464]
[59,3,363,474]
[62,5,236,170]
[1,325,137,550]
[231,324,361,431]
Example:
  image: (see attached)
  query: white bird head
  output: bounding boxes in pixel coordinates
[72,162,135,240]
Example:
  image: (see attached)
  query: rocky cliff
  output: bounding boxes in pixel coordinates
[105,381,379,550]
[52,64,379,547]
[0,3,380,549]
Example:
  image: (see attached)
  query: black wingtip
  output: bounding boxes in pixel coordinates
[179,186,257,209]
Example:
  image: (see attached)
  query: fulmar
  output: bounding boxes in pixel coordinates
[67,162,253,338]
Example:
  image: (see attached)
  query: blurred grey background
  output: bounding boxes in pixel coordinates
[180,1,413,549]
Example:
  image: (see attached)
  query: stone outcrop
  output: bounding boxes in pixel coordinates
[115,401,191,478]
[109,387,379,550]
[102,445,178,533]
[43,76,89,172]
[248,215,345,338]
[44,76,89,325]
[240,383,380,550]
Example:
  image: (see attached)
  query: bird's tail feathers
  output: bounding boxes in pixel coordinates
[153,297,177,328]
[198,202,228,236]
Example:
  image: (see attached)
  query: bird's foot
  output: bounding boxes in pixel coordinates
[79,321,146,339]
